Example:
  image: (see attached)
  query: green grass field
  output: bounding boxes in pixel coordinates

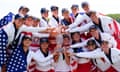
[107,14,120,23]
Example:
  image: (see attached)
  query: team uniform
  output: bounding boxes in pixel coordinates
[32,49,54,72]
[68,13,91,30]
[69,16,114,34]
[71,49,92,72]
[54,53,71,72]
[69,13,92,39]
[69,15,120,48]
[40,17,49,27]
[61,16,73,26]
[74,48,120,72]
[70,39,92,72]
[49,16,61,27]
[70,13,79,22]
[68,12,105,30]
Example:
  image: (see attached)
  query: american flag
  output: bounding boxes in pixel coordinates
[0,29,8,67]
[7,45,27,72]
[0,12,14,28]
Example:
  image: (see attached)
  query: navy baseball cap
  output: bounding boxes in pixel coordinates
[14,14,24,20]
[40,8,49,14]
[62,8,69,14]
[81,2,89,8]
[33,17,40,21]
[40,38,49,43]
[51,6,58,11]
[89,25,98,31]
[71,4,79,9]
[87,10,96,17]
[24,15,33,19]
[19,6,29,12]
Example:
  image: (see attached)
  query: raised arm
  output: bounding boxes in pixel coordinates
[20,26,48,33]
[70,37,93,48]
[75,48,104,58]
[70,41,87,48]
[32,33,50,38]
[69,14,91,29]
[68,22,93,33]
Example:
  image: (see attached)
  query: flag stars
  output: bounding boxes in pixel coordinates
[20,66,22,69]
[14,60,17,63]
[6,45,27,71]
[15,56,18,59]
[15,68,18,71]
[17,53,19,56]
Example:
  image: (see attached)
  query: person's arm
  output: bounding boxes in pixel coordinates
[75,49,104,58]
[27,51,35,66]
[70,41,87,48]
[68,22,93,33]
[68,14,90,29]
[16,25,54,38]
[63,48,70,65]
[112,48,120,54]
[70,38,93,48]
[20,26,48,33]
[32,33,50,38]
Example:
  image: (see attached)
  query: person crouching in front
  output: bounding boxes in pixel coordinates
[33,37,58,72]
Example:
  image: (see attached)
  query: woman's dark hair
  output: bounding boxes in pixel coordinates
[63,34,70,40]
[21,35,32,46]
[87,39,98,49]
[71,32,81,44]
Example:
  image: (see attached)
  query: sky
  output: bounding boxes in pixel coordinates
[0,0,120,18]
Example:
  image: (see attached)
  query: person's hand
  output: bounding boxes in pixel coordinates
[55,44,62,49]
[53,51,59,62]
[41,27,54,33]
[63,46,70,50]
[63,47,67,53]
[46,27,55,33]
[53,51,59,56]
[63,26,69,29]
[67,52,75,56]
[50,31,59,37]
[65,28,70,32]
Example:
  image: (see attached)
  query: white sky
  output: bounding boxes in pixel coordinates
[0,0,120,18]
